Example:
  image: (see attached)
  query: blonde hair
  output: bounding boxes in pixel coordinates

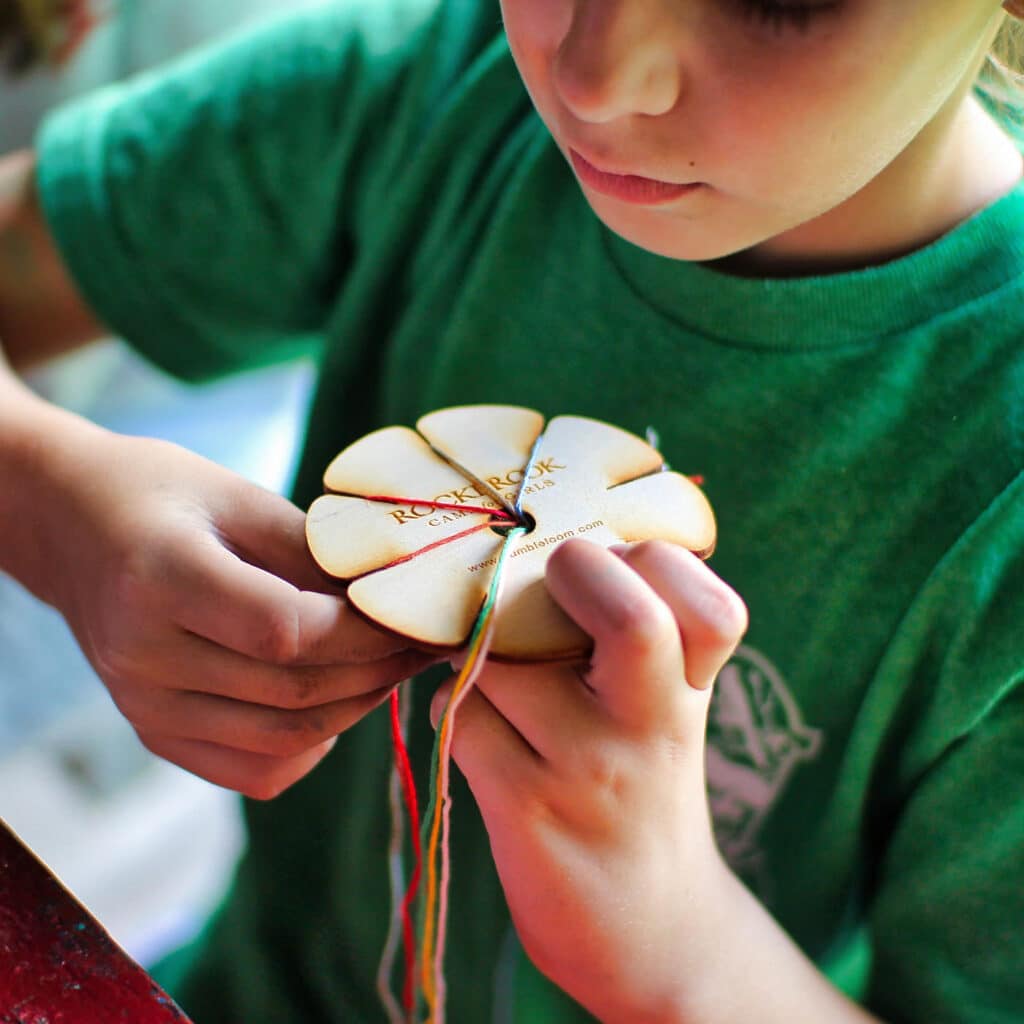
[977,14,1024,141]
[1,0,96,75]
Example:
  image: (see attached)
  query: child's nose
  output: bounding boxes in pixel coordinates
[553,0,683,123]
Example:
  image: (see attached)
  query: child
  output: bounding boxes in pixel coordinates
[2,0,1023,1020]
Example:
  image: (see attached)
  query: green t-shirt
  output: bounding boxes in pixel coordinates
[37,2,1024,1022]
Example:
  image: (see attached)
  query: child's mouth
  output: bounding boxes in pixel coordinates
[569,149,704,206]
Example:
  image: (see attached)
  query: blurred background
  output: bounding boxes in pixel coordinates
[0,0,315,968]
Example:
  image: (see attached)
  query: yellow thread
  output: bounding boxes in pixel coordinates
[419,619,492,1016]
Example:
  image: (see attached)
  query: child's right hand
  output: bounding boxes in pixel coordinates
[8,413,434,799]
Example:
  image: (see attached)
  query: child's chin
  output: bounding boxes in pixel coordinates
[599,217,759,266]
[587,198,768,266]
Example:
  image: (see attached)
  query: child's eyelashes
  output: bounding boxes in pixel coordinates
[733,0,843,35]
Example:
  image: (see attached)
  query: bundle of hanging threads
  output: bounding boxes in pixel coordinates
[377,487,530,1024]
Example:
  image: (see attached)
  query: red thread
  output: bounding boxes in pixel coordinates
[389,691,422,1014]
[362,495,514,520]
[688,475,706,487]
[376,521,504,574]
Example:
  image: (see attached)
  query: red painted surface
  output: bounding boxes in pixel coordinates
[0,818,192,1023]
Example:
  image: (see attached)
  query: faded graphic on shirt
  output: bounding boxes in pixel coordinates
[707,644,823,887]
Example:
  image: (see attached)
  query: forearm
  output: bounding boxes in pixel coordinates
[0,346,110,605]
[0,149,103,369]
[0,146,112,600]
[636,857,881,1024]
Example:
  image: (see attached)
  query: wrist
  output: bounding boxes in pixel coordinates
[0,359,111,606]
[595,849,738,1024]
[618,854,880,1024]
[553,823,730,1024]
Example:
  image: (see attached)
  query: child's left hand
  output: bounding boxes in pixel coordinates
[433,537,749,1022]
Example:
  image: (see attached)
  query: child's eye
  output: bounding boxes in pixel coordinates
[734,0,842,34]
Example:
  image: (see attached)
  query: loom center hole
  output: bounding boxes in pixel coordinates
[491,510,537,537]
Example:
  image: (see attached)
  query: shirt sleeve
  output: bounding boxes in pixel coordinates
[34,0,442,381]
[862,476,1024,1023]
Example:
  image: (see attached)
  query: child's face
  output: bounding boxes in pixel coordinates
[500,0,1007,268]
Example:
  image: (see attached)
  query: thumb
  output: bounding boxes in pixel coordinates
[213,475,332,594]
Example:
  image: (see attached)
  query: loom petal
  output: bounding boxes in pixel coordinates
[416,405,545,506]
[322,425,470,497]
[347,529,504,648]
[306,494,495,580]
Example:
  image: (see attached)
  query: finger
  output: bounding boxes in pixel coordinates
[129,683,395,758]
[165,531,414,665]
[155,631,434,707]
[617,541,747,690]
[471,660,602,763]
[136,730,336,801]
[544,538,684,725]
[212,478,333,594]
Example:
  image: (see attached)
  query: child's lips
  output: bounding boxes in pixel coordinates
[569,149,704,206]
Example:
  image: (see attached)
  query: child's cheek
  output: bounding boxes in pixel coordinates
[500,0,572,94]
